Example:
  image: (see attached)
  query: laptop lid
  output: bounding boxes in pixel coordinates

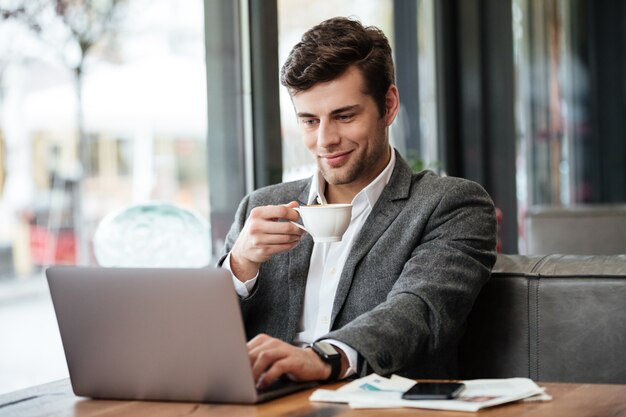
[46,266,261,403]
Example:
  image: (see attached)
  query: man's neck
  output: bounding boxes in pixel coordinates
[324,184,360,204]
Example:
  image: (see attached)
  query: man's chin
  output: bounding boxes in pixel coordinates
[320,169,355,186]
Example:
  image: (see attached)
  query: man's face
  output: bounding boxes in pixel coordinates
[291,66,398,195]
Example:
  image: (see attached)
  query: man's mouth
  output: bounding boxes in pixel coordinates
[320,150,353,167]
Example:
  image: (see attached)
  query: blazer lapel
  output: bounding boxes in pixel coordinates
[330,153,414,324]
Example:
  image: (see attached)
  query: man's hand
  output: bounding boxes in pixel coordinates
[230,201,305,281]
[247,334,331,389]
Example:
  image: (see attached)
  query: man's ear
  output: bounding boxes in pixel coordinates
[384,84,400,126]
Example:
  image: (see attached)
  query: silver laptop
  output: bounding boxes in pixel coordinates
[46,266,315,403]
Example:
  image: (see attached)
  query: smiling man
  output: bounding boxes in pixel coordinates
[294,65,395,204]
[219,17,497,388]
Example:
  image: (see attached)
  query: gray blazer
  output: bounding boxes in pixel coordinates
[219,150,497,378]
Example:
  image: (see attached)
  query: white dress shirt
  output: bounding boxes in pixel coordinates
[224,148,396,378]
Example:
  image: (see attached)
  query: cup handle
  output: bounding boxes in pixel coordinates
[291,207,308,232]
[290,221,308,232]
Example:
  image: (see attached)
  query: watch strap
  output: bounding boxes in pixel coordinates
[312,342,342,381]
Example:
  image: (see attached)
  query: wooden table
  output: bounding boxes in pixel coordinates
[2,379,626,417]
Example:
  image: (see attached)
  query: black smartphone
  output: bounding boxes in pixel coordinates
[401,382,465,400]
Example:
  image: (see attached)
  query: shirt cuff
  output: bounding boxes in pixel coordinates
[323,339,358,379]
[222,252,258,297]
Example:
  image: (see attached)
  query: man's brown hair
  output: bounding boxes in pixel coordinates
[280,17,395,117]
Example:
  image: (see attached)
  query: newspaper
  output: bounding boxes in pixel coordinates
[309,374,551,412]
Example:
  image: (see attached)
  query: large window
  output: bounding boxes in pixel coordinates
[513,0,626,208]
[0,0,207,394]
[0,0,208,273]
[512,0,626,250]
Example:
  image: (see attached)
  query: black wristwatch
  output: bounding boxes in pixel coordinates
[311,341,342,381]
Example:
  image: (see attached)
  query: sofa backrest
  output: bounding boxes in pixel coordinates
[525,205,626,255]
[459,254,626,383]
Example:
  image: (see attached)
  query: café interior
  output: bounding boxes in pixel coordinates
[0,0,624,414]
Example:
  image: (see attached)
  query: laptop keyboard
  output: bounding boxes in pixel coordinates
[256,379,318,403]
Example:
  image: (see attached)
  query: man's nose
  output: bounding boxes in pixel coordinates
[317,120,340,147]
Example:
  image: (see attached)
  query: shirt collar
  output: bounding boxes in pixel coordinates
[307,147,396,212]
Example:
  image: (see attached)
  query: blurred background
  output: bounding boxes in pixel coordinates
[1,0,624,394]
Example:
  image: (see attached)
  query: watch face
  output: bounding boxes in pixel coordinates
[316,342,339,356]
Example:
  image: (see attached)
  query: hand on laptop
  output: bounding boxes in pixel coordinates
[248,334,342,389]
[230,202,304,281]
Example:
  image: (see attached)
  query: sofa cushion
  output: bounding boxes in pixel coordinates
[459,254,626,383]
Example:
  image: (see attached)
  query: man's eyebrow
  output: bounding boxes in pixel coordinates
[296,105,361,118]
[330,104,360,115]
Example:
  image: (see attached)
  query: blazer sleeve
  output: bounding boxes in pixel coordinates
[324,179,497,377]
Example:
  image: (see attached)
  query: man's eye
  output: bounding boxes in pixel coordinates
[337,114,353,121]
[301,119,318,126]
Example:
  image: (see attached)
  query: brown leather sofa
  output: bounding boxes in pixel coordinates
[459,254,626,383]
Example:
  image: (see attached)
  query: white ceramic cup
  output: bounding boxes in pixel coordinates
[292,204,352,242]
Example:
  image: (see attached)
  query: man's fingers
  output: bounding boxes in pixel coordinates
[248,225,303,243]
[246,217,304,239]
[232,203,304,268]
[247,334,278,370]
[251,348,289,382]
[249,204,301,223]
[247,335,294,384]
[256,358,293,389]
[284,201,300,209]
[247,333,271,352]
[247,334,330,389]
